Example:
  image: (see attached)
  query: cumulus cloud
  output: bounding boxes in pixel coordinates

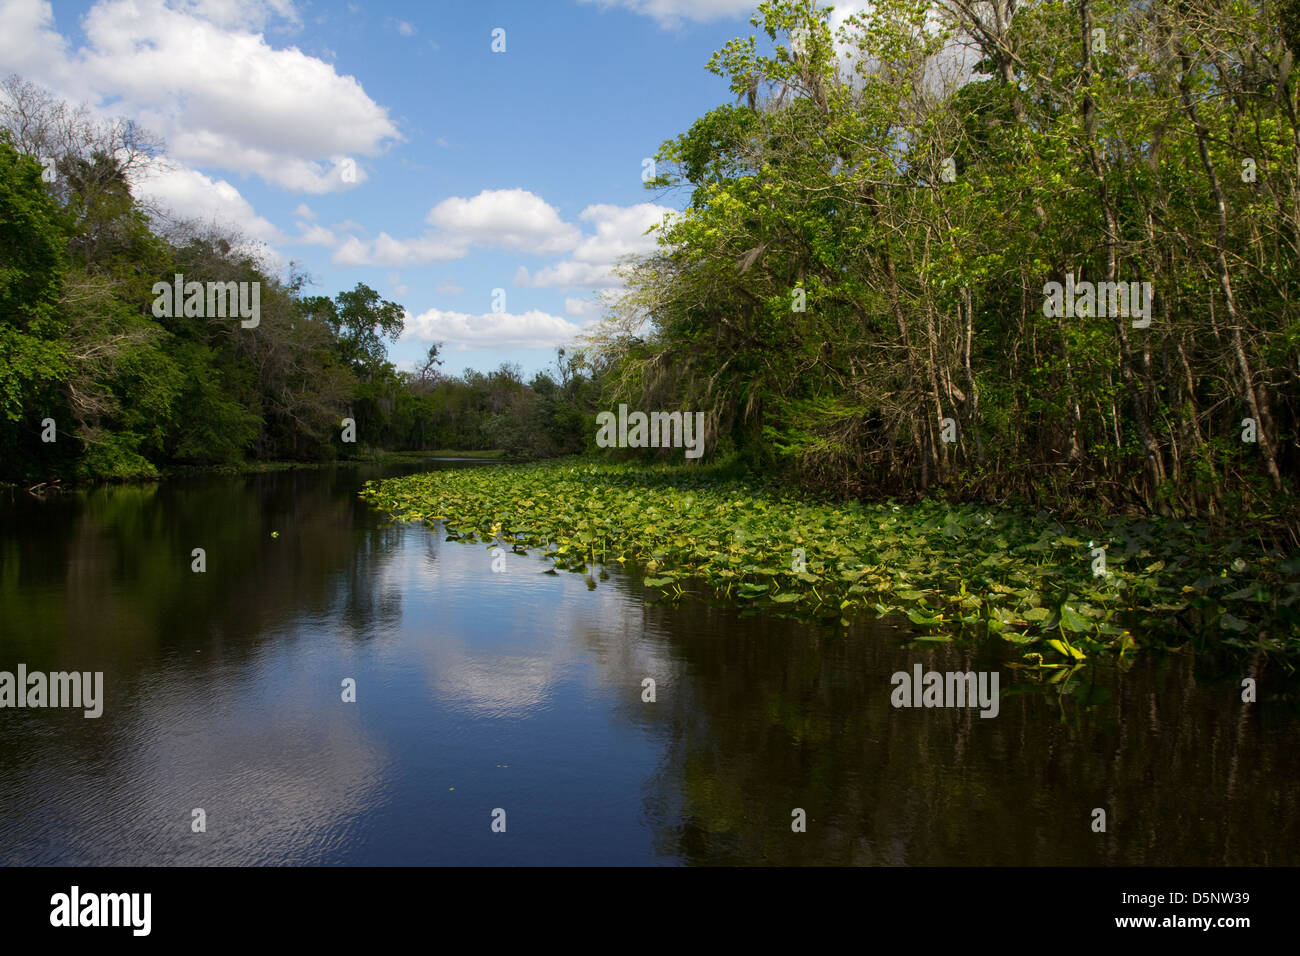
[571,202,672,261]
[169,0,300,30]
[516,202,674,289]
[3,0,401,193]
[565,296,604,319]
[516,260,623,290]
[332,232,466,267]
[425,189,580,255]
[403,308,585,351]
[132,161,282,243]
[334,189,580,266]
[830,1,872,33]
[0,0,71,83]
[291,223,336,246]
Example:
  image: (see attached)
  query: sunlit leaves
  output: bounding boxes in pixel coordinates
[363,460,1298,662]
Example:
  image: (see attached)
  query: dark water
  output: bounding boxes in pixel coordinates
[1,462,1297,866]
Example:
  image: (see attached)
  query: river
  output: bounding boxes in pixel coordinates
[1,461,1297,865]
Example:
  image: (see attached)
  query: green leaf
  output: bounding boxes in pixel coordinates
[1218,612,1249,633]
[1046,638,1086,660]
[1058,604,1091,632]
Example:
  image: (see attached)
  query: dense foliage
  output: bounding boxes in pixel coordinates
[363,460,1300,661]
[592,0,1300,525]
[0,77,597,481]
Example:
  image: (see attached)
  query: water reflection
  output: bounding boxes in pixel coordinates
[0,464,1297,865]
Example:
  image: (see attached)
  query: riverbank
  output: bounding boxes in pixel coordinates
[361,459,1300,664]
[2,449,506,492]
[162,447,507,474]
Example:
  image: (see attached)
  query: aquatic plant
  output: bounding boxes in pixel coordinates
[361,462,1300,665]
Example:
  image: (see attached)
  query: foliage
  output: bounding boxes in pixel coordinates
[588,0,1300,525]
[0,80,602,481]
[362,460,1300,663]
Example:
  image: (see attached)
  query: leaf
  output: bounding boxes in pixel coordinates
[1058,604,1091,632]
[1046,638,1087,660]
[907,609,943,625]
[999,630,1040,645]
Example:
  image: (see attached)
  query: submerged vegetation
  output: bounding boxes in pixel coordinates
[362,461,1300,665]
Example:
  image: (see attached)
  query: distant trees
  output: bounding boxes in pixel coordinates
[0,78,600,481]
[0,134,70,476]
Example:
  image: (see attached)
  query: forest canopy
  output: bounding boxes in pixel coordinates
[586,0,1300,518]
[0,75,596,480]
[4,0,1299,528]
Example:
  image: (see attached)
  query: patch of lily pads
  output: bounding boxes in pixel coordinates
[360,461,1300,666]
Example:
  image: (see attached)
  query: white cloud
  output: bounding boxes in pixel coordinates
[517,260,624,290]
[293,203,317,220]
[830,1,872,34]
[394,18,415,36]
[426,189,580,255]
[291,223,336,246]
[403,308,585,351]
[577,0,755,27]
[517,202,674,289]
[436,281,465,295]
[565,296,604,319]
[332,232,466,267]
[334,189,582,267]
[4,0,401,193]
[0,0,71,84]
[571,202,672,262]
[132,161,282,243]
[169,0,300,30]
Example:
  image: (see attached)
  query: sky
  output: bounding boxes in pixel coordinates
[0,0,845,377]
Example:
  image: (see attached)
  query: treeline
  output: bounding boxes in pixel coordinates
[589,0,1300,519]
[0,77,597,482]
[360,351,601,459]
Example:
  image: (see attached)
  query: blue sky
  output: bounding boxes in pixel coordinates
[0,0,797,376]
